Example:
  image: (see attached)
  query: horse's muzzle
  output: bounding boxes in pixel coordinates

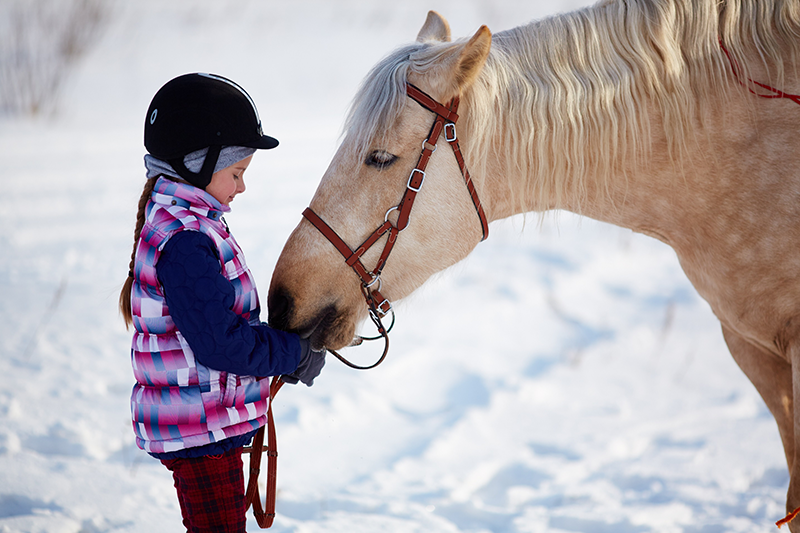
[267,285,339,350]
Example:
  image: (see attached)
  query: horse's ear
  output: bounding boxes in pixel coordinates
[452,25,491,91]
[410,24,491,102]
[417,11,451,42]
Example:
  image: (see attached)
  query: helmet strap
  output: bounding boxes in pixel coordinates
[168,145,222,189]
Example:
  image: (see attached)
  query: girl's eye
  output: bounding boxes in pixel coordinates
[365,150,397,170]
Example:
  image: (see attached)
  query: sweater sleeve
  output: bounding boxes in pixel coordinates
[155,230,302,377]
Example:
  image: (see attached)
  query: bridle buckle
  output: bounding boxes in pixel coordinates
[407,168,425,192]
[369,289,393,318]
[444,122,457,142]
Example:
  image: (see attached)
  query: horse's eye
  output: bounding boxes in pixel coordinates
[365,150,397,170]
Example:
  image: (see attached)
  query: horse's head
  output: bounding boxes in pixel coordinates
[268,12,492,350]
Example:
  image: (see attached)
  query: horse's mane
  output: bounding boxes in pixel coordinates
[344,0,800,213]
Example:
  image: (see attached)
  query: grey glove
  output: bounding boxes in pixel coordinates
[282,339,326,386]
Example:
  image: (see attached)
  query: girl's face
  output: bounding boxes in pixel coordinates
[206,154,253,206]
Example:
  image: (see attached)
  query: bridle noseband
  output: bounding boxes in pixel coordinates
[302,83,489,369]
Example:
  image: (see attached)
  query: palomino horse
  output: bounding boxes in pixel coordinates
[268,0,800,526]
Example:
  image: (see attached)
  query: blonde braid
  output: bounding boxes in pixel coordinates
[119,177,158,328]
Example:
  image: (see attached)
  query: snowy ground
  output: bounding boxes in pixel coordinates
[0,1,790,532]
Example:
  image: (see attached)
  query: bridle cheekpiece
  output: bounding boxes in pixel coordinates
[302,83,488,369]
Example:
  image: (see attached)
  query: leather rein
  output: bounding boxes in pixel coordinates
[302,83,489,370]
[243,376,283,529]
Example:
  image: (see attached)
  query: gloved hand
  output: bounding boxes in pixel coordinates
[281,339,326,386]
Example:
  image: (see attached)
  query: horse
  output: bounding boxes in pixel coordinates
[268,0,800,526]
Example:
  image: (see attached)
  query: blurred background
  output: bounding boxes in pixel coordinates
[0,1,789,531]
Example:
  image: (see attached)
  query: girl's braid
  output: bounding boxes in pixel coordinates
[119,177,158,328]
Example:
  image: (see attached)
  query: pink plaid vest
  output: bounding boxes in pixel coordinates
[129,177,269,454]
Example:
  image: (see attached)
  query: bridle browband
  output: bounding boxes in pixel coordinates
[302,83,489,369]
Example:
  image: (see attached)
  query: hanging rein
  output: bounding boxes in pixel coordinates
[302,83,489,370]
[243,376,283,529]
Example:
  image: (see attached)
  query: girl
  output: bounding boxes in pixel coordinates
[119,73,325,533]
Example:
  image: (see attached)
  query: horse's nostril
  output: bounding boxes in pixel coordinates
[267,287,293,331]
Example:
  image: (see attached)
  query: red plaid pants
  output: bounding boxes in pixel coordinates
[161,447,246,533]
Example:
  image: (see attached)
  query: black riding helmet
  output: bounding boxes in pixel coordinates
[144,73,279,189]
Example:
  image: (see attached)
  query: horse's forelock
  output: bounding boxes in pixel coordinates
[343,44,418,163]
[342,39,473,163]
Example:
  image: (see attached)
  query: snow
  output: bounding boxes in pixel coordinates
[0,0,790,532]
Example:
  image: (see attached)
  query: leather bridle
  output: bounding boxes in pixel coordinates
[302,83,489,369]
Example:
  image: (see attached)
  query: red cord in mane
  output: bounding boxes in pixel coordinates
[777,506,800,529]
[720,40,800,105]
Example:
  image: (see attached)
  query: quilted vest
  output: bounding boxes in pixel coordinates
[129,177,270,454]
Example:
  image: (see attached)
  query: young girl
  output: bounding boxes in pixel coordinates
[119,73,325,533]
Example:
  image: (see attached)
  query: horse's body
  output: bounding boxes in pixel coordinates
[268,0,800,524]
